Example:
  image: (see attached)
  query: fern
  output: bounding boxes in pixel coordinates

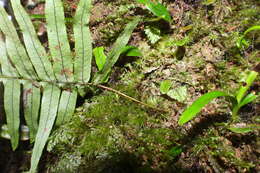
[0,0,140,172]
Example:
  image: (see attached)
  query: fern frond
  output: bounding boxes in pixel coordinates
[30,84,61,173]
[73,0,92,82]
[0,6,37,79]
[11,0,55,81]
[23,82,41,142]
[56,90,77,126]
[45,0,73,82]
[4,80,20,150]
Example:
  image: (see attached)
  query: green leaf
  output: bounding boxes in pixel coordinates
[93,17,141,83]
[236,25,260,49]
[243,25,260,35]
[23,82,41,142]
[160,80,172,94]
[56,90,77,126]
[178,91,229,125]
[93,47,107,71]
[0,6,38,80]
[120,46,142,57]
[30,84,61,173]
[11,0,55,81]
[173,36,190,46]
[137,0,171,22]
[73,0,92,82]
[236,71,258,103]
[4,80,21,150]
[228,124,260,134]
[167,86,187,102]
[0,33,18,78]
[45,0,73,82]
[238,93,257,108]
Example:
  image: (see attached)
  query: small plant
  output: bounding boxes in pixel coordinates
[160,80,188,102]
[178,71,259,133]
[136,0,171,22]
[236,25,260,49]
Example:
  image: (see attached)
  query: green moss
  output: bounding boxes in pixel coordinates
[47,84,181,172]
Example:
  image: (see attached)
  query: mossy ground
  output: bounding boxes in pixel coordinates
[43,0,259,172]
[0,0,259,172]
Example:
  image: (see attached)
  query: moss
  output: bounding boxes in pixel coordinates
[47,84,181,172]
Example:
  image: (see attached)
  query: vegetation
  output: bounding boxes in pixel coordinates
[0,0,259,172]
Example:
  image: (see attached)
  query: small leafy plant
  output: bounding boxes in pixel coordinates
[136,0,171,22]
[178,71,259,132]
[236,25,260,49]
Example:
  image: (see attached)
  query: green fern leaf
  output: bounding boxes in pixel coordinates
[73,0,92,82]
[11,0,55,81]
[0,6,37,79]
[30,84,61,173]
[23,82,41,142]
[4,80,20,150]
[45,0,73,82]
[56,90,77,126]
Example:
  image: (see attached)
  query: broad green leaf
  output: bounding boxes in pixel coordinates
[160,80,171,94]
[30,84,61,173]
[178,91,229,125]
[145,2,171,22]
[23,82,41,142]
[73,0,92,82]
[0,6,37,80]
[238,93,257,108]
[93,17,141,83]
[56,89,77,126]
[137,0,171,22]
[45,0,73,82]
[167,86,187,102]
[120,46,142,57]
[11,0,55,81]
[236,71,258,103]
[93,47,107,71]
[4,80,21,150]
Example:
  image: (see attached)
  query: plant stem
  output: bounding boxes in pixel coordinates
[231,105,240,122]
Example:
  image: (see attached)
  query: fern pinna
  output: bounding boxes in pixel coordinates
[0,0,140,172]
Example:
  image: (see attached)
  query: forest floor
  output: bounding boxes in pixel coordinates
[0,0,259,173]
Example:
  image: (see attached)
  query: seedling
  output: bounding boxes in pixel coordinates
[178,71,259,133]
[236,25,260,49]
